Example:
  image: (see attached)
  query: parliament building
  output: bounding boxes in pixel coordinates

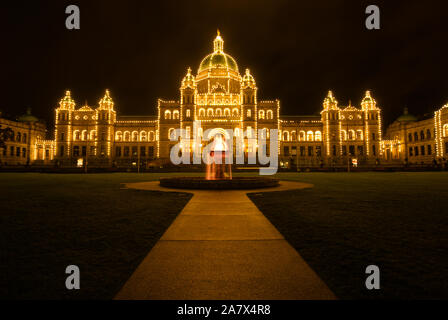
[1,32,448,169]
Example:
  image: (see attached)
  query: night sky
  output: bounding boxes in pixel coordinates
[1,0,448,128]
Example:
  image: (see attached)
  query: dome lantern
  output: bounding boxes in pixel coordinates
[99,89,114,110]
[323,90,338,109]
[58,90,76,110]
[361,90,377,110]
[181,67,196,89]
[242,68,256,89]
[213,29,224,53]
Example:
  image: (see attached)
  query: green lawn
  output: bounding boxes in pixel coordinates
[1,172,447,300]
[0,173,192,299]
[248,172,448,299]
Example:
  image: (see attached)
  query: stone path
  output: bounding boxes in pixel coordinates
[115,181,335,300]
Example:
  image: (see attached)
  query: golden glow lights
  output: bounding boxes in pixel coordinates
[33,32,448,167]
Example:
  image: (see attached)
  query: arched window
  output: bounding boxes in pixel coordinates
[199,108,205,117]
[173,110,179,120]
[356,130,363,140]
[149,131,155,141]
[207,108,214,117]
[90,130,97,141]
[443,124,448,137]
[164,110,172,120]
[341,130,347,141]
[299,131,306,141]
[420,130,425,140]
[348,130,355,140]
[186,109,191,118]
[224,108,231,116]
[73,130,80,141]
[291,131,297,141]
[259,110,265,119]
[315,131,322,141]
[408,133,412,142]
[124,131,131,142]
[216,108,222,116]
[283,131,289,141]
[266,110,273,120]
[82,130,88,141]
[132,131,139,141]
[307,131,314,141]
[426,129,431,140]
[232,108,239,116]
[140,131,147,141]
[115,131,123,141]
[22,133,27,143]
[414,132,418,141]
[16,132,21,142]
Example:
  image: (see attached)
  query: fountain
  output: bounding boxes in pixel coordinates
[205,134,232,180]
[159,132,279,190]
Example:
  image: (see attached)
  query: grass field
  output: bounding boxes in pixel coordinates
[1,172,447,299]
[0,173,192,299]
[249,172,448,299]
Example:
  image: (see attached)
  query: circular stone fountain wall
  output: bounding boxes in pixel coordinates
[159,177,279,190]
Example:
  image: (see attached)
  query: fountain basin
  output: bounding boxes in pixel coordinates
[159,177,279,190]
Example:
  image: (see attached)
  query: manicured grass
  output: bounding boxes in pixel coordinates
[248,172,448,299]
[0,173,192,299]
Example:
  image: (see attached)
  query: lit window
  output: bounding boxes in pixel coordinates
[306,131,314,141]
[207,108,214,117]
[164,110,172,120]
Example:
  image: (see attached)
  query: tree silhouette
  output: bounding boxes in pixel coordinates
[0,125,14,150]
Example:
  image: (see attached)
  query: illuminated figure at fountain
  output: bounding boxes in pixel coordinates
[205,134,232,180]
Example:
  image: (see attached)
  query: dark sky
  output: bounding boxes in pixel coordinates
[1,0,448,128]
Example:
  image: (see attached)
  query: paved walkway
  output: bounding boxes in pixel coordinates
[115,181,335,300]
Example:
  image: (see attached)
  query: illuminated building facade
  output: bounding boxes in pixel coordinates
[0,109,48,166]
[382,105,448,165]
[1,32,448,168]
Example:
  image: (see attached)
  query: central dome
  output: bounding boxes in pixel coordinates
[198,31,239,73]
[199,52,238,73]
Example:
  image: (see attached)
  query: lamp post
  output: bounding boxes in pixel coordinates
[137,126,141,173]
[85,123,89,174]
[346,121,350,173]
